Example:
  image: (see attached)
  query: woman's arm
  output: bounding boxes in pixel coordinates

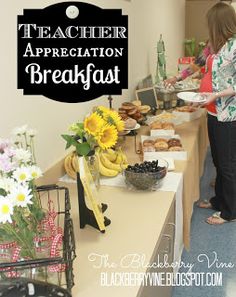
[164,44,211,87]
[204,87,236,105]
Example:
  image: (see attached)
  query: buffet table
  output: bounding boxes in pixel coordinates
[61,110,208,297]
[175,111,208,248]
[121,110,208,248]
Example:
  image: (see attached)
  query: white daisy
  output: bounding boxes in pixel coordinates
[12,125,28,136]
[0,177,18,193]
[27,129,37,137]
[9,185,33,207]
[12,166,31,183]
[0,197,14,224]
[29,165,42,180]
[14,148,32,164]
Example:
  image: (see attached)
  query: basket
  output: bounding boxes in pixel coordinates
[0,184,76,292]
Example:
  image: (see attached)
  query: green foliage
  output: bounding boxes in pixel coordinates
[184,38,196,57]
[61,134,91,156]
[198,41,206,56]
[76,142,91,156]
[0,188,7,196]
[0,186,46,260]
[61,134,78,150]
[0,227,15,242]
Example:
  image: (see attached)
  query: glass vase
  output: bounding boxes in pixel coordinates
[85,151,100,189]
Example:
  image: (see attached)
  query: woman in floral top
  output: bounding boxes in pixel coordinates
[200,2,236,224]
[166,2,236,224]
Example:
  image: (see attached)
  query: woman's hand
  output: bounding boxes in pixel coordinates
[201,93,218,106]
[163,76,178,88]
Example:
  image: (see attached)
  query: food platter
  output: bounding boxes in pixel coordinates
[177,92,207,103]
[124,123,141,131]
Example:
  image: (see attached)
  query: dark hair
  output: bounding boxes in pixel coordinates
[207,2,236,53]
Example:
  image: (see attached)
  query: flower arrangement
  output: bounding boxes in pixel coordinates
[62,106,124,155]
[0,125,44,260]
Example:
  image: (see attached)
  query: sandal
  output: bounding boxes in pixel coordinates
[197,200,212,209]
[206,212,236,225]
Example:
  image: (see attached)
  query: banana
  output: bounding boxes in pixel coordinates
[100,153,122,172]
[121,163,128,170]
[68,154,77,179]
[115,151,128,170]
[97,153,119,177]
[105,149,117,162]
[71,152,80,172]
[64,153,77,180]
[115,151,123,164]
[103,153,117,162]
[115,148,128,167]
[64,154,71,173]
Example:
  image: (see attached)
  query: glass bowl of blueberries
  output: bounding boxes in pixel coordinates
[124,159,168,190]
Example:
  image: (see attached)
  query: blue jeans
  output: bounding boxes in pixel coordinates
[208,114,236,220]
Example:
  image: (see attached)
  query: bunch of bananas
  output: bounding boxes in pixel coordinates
[96,148,128,177]
[64,151,80,180]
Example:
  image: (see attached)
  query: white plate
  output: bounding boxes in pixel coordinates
[124,123,141,131]
[177,92,206,103]
[118,130,131,136]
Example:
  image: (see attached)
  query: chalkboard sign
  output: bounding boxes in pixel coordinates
[135,87,158,109]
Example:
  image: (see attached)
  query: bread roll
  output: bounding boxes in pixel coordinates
[143,140,155,147]
[154,141,168,151]
[124,118,137,129]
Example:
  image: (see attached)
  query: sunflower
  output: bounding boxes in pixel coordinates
[95,106,110,119]
[96,125,118,149]
[106,110,124,132]
[84,113,105,136]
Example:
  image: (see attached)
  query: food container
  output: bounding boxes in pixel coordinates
[149,121,175,137]
[124,159,168,190]
[155,87,174,110]
[172,107,205,122]
[146,111,182,126]
[150,129,175,137]
[141,135,187,160]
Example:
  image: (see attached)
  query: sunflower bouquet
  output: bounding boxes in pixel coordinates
[0,125,45,260]
[62,106,124,155]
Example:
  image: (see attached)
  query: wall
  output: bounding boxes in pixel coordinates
[185,0,236,46]
[131,0,186,84]
[232,2,236,10]
[185,0,218,45]
[0,0,185,172]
